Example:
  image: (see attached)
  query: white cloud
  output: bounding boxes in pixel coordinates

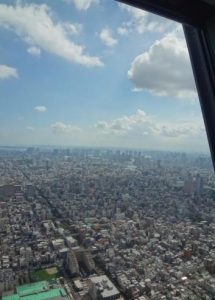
[119,3,148,20]
[119,3,174,34]
[0,65,18,79]
[96,109,153,136]
[27,46,41,56]
[0,2,103,67]
[159,123,205,138]
[100,27,118,47]
[0,111,207,152]
[117,26,129,36]
[34,106,47,113]
[63,22,82,35]
[128,29,197,99]
[51,122,81,134]
[63,0,99,10]
[95,109,205,140]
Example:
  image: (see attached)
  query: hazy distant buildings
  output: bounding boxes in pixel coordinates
[184,173,204,195]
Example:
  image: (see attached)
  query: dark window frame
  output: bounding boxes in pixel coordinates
[117,0,215,169]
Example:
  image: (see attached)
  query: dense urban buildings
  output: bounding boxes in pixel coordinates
[0,146,215,299]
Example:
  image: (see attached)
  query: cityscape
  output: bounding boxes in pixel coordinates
[0,147,215,299]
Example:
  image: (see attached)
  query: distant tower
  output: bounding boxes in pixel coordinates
[184,174,194,195]
[195,174,203,195]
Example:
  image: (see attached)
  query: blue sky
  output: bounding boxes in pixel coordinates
[0,0,210,152]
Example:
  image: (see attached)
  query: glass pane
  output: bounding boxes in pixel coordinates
[0,1,214,300]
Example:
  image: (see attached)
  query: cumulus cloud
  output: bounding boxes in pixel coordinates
[0,2,103,67]
[119,3,174,34]
[51,122,81,134]
[0,65,18,79]
[63,0,99,10]
[100,27,118,47]
[63,22,82,35]
[128,30,197,99]
[119,3,148,20]
[95,109,205,140]
[159,123,205,138]
[95,109,154,136]
[27,46,41,56]
[34,106,47,113]
[117,26,129,36]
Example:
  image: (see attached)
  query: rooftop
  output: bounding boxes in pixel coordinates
[2,281,68,300]
[16,281,49,296]
[90,275,120,298]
